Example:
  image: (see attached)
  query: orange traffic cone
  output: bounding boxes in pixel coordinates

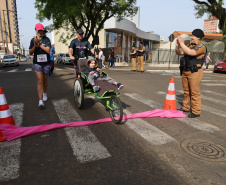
[0,87,15,141]
[163,78,177,111]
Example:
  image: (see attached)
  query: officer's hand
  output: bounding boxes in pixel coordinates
[177,36,183,44]
[70,56,75,60]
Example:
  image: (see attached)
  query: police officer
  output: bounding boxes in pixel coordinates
[68,28,95,72]
[137,41,145,72]
[130,45,137,71]
[176,29,206,118]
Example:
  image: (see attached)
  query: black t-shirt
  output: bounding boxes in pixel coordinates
[29,36,51,65]
[69,38,92,59]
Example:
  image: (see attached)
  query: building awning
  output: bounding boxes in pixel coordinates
[104,17,160,42]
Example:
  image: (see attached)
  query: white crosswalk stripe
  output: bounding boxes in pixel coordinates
[25,68,32,71]
[8,69,18,72]
[203,90,225,98]
[124,110,176,145]
[202,83,225,86]
[87,94,175,145]
[177,90,226,106]
[125,93,221,133]
[0,103,24,181]
[54,67,63,70]
[52,98,111,163]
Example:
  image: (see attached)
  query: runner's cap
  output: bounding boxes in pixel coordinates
[35,23,44,31]
[76,28,84,34]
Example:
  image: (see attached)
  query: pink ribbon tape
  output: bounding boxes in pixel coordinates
[0,109,185,141]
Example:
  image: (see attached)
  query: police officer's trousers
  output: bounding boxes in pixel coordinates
[182,68,203,115]
[138,56,144,71]
[132,58,136,70]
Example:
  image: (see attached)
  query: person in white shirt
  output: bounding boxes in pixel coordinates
[98,48,104,69]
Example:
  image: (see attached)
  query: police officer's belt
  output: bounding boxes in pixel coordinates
[183,66,202,71]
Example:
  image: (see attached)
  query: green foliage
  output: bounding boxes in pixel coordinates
[35,0,138,46]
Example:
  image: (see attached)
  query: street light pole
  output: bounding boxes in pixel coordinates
[2,10,8,54]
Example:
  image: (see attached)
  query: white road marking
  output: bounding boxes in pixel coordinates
[125,93,220,133]
[0,103,24,181]
[202,83,225,86]
[124,93,162,109]
[64,67,74,70]
[202,80,226,83]
[203,90,225,98]
[52,99,111,163]
[8,69,18,72]
[177,90,226,106]
[87,94,175,145]
[25,68,32,71]
[54,67,63,70]
[124,110,176,145]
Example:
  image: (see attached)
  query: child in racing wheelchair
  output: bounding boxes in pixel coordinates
[82,57,124,92]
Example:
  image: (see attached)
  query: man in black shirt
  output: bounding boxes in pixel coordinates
[69,29,95,70]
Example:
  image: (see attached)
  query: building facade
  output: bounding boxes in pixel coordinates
[0,0,20,55]
[203,17,221,33]
[54,8,160,63]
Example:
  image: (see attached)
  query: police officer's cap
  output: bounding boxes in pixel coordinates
[192,29,205,38]
[76,28,84,34]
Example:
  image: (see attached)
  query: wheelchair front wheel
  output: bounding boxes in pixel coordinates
[74,78,84,109]
[109,95,123,124]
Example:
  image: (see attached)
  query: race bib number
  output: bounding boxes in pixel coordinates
[37,54,47,62]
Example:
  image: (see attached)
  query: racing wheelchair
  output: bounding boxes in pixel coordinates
[73,58,123,124]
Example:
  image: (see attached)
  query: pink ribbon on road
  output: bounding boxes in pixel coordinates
[0,109,185,141]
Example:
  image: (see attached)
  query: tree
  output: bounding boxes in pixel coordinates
[35,0,138,47]
[192,0,226,58]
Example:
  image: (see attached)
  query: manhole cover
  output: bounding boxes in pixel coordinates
[180,139,226,162]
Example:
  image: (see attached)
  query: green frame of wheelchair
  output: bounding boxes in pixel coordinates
[80,71,120,111]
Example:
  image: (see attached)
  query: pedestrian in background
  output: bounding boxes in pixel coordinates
[130,45,137,71]
[29,23,51,108]
[137,41,145,72]
[49,45,55,77]
[176,29,206,118]
[205,52,212,70]
[108,49,115,68]
[98,48,103,69]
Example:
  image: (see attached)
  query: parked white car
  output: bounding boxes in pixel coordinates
[20,56,27,62]
[1,55,19,67]
[62,53,73,64]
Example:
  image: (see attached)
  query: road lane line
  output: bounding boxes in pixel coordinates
[8,69,18,72]
[124,109,176,145]
[124,93,162,109]
[202,83,225,86]
[203,90,225,98]
[177,90,226,106]
[125,93,220,133]
[87,95,175,145]
[52,99,111,163]
[25,68,32,71]
[0,103,24,181]
[54,67,63,70]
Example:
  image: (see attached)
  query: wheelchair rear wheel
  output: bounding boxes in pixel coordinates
[109,95,123,124]
[74,78,84,109]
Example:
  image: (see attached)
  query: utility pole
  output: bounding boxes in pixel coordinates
[2,10,8,54]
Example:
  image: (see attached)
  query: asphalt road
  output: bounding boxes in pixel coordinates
[0,61,226,185]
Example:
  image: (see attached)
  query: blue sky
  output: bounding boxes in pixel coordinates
[17,0,211,50]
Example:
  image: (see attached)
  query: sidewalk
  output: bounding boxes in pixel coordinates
[112,62,215,72]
